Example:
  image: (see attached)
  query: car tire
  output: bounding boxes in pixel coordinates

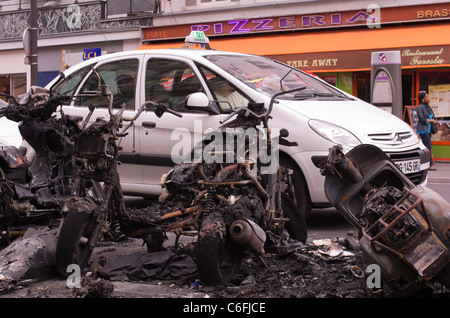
[280,156,312,218]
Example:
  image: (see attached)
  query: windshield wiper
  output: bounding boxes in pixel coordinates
[334,94,355,100]
[294,91,334,99]
[294,90,354,100]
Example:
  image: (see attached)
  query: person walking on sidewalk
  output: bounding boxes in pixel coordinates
[416,90,440,171]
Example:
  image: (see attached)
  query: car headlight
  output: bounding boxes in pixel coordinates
[309,119,361,152]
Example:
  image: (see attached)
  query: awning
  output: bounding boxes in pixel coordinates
[137,23,450,56]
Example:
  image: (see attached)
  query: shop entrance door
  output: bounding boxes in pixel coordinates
[402,71,415,107]
[354,71,370,103]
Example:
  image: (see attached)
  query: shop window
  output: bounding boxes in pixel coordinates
[418,70,450,118]
[11,75,26,99]
[318,74,336,86]
[318,72,354,96]
[418,71,450,93]
[0,76,10,102]
[419,71,450,118]
[0,75,26,101]
[339,73,353,95]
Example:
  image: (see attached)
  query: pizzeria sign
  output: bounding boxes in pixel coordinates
[142,9,380,41]
[142,3,450,42]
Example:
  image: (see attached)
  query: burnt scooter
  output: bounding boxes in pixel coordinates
[318,144,449,296]
[152,88,308,285]
[0,77,79,244]
[55,84,183,276]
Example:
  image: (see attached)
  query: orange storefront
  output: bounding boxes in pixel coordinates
[140,3,450,160]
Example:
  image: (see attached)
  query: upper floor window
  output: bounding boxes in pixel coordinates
[107,0,160,16]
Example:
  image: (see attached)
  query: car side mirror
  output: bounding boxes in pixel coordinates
[185,92,219,115]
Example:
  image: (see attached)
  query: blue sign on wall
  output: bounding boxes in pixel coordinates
[83,48,102,60]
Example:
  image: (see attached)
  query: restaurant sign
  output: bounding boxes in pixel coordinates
[401,47,445,66]
[142,9,378,41]
[142,3,450,42]
[269,46,449,71]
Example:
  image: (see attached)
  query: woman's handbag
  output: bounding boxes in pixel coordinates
[430,122,439,134]
[430,112,439,134]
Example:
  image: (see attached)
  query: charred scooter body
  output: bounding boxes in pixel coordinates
[55,85,183,276]
[319,144,450,296]
[159,89,308,285]
[0,82,78,244]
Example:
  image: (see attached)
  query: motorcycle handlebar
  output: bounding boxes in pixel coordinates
[47,94,73,105]
[220,86,306,125]
[159,106,183,118]
[0,92,72,121]
[140,101,183,119]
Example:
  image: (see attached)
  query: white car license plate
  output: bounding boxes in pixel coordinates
[394,159,420,174]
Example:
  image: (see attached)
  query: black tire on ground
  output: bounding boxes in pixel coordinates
[195,218,243,285]
[55,207,97,277]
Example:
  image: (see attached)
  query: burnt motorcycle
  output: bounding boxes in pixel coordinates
[55,85,183,276]
[151,88,308,285]
[0,77,79,244]
[318,144,449,296]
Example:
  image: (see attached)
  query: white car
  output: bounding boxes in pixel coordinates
[42,47,430,217]
[0,115,23,149]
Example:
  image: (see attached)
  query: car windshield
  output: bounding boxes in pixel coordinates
[204,54,352,100]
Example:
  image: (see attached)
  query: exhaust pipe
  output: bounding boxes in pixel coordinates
[230,219,266,254]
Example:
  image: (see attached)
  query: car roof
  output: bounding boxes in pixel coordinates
[66,48,255,72]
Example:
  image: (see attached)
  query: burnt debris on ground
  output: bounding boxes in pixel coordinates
[1,230,449,298]
[75,233,391,298]
[87,232,449,298]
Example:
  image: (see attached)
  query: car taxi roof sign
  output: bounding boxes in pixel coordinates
[183,31,212,49]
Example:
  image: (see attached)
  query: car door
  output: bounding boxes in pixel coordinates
[54,55,144,186]
[136,55,228,190]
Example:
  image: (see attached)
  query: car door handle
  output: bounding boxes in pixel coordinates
[142,121,156,129]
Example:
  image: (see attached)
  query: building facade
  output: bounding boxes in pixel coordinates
[143,0,450,160]
[0,0,158,96]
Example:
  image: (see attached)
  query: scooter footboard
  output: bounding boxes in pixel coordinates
[404,232,449,279]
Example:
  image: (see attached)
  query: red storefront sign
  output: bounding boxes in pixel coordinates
[142,3,450,42]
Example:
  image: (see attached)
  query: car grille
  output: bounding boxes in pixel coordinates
[367,131,414,146]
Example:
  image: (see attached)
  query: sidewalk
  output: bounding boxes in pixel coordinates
[427,161,450,183]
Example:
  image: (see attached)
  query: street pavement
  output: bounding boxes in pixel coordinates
[0,162,447,299]
[428,161,450,183]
